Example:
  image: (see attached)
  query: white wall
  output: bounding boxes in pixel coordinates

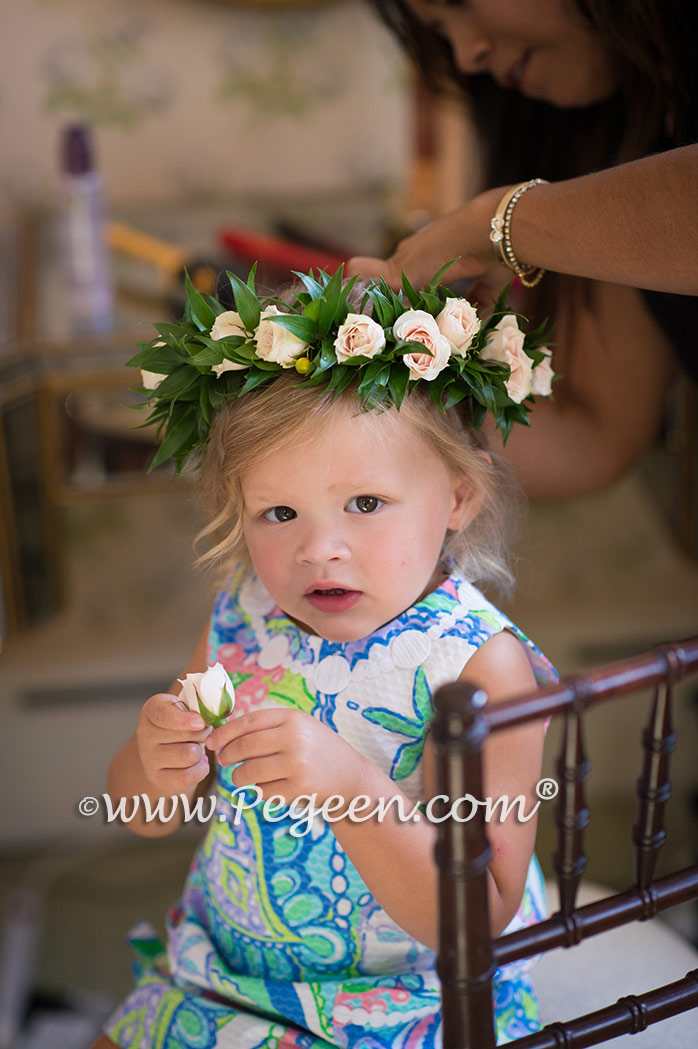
[0,0,409,216]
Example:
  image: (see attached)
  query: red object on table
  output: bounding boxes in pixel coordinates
[218,226,346,275]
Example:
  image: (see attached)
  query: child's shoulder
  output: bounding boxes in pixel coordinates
[434,571,511,633]
[444,572,557,688]
[209,564,269,638]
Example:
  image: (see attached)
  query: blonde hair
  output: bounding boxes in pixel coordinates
[194,371,521,595]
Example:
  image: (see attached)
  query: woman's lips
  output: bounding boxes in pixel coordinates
[304,588,362,613]
[506,51,531,92]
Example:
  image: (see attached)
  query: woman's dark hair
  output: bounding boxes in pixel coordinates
[371,0,697,188]
[371,0,697,325]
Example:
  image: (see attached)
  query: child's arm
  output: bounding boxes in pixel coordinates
[447,631,546,933]
[206,630,542,949]
[106,628,216,838]
[328,631,543,947]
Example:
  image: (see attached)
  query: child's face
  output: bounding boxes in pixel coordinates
[240,406,474,642]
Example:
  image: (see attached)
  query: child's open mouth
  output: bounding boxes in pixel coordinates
[305,587,362,613]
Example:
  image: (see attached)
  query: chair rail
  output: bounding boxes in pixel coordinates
[432,636,698,1049]
[512,969,698,1049]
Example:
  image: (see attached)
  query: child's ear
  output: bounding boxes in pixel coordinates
[448,469,486,531]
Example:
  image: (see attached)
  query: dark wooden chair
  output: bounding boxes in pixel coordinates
[432,636,698,1048]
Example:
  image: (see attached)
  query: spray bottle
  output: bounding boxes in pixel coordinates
[59,123,114,335]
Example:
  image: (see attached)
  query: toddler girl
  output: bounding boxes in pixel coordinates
[95,268,556,1048]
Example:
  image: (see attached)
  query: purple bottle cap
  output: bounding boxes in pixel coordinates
[62,124,94,175]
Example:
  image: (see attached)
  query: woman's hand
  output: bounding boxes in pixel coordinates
[347,185,507,290]
[207,707,364,806]
[136,692,213,794]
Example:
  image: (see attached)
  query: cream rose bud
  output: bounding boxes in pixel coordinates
[530,352,554,397]
[178,662,235,727]
[436,297,481,355]
[210,310,246,341]
[212,357,248,377]
[141,369,167,390]
[141,340,168,389]
[334,313,386,361]
[394,309,452,382]
[210,311,249,375]
[480,314,533,404]
[254,305,309,368]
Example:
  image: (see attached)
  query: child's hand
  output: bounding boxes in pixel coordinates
[137,693,213,794]
[207,708,364,806]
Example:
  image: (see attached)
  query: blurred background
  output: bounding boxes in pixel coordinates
[0,0,697,1046]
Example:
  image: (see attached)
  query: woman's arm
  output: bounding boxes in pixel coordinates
[106,627,216,838]
[505,147,698,294]
[348,145,698,295]
[488,278,676,500]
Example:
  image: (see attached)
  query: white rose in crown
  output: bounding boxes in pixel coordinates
[480,314,533,404]
[141,369,167,390]
[530,351,554,397]
[394,309,452,381]
[141,341,168,389]
[210,311,250,376]
[255,305,309,368]
[211,310,246,341]
[436,297,481,355]
[178,662,235,727]
[334,313,386,361]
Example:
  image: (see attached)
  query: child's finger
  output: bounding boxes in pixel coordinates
[241,778,293,804]
[207,707,288,751]
[228,754,285,787]
[213,725,284,767]
[154,740,208,772]
[150,752,211,792]
[146,693,208,735]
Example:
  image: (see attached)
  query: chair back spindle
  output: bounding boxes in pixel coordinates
[633,680,675,890]
[433,684,496,1049]
[554,705,590,919]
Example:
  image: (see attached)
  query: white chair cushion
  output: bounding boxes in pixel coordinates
[531,882,698,1047]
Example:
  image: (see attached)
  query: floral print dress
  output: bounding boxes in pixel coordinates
[104,568,555,1048]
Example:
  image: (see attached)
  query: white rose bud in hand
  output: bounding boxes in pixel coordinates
[178,662,235,727]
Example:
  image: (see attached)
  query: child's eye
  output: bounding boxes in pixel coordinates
[346,495,382,514]
[264,506,296,522]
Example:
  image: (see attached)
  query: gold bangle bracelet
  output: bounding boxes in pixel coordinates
[489,178,549,288]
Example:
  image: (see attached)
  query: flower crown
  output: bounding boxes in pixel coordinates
[129,262,553,471]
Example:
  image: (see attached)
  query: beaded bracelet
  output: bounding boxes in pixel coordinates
[489,178,549,288]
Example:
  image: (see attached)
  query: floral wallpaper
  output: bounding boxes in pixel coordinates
[0,0,409,215]
[41,18,171,129]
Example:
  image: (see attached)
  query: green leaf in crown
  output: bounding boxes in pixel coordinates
[128,261,554,472]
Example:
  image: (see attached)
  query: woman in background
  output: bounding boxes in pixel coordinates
[350,0,698,499]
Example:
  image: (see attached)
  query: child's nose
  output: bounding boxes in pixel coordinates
[296,524,350,566]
